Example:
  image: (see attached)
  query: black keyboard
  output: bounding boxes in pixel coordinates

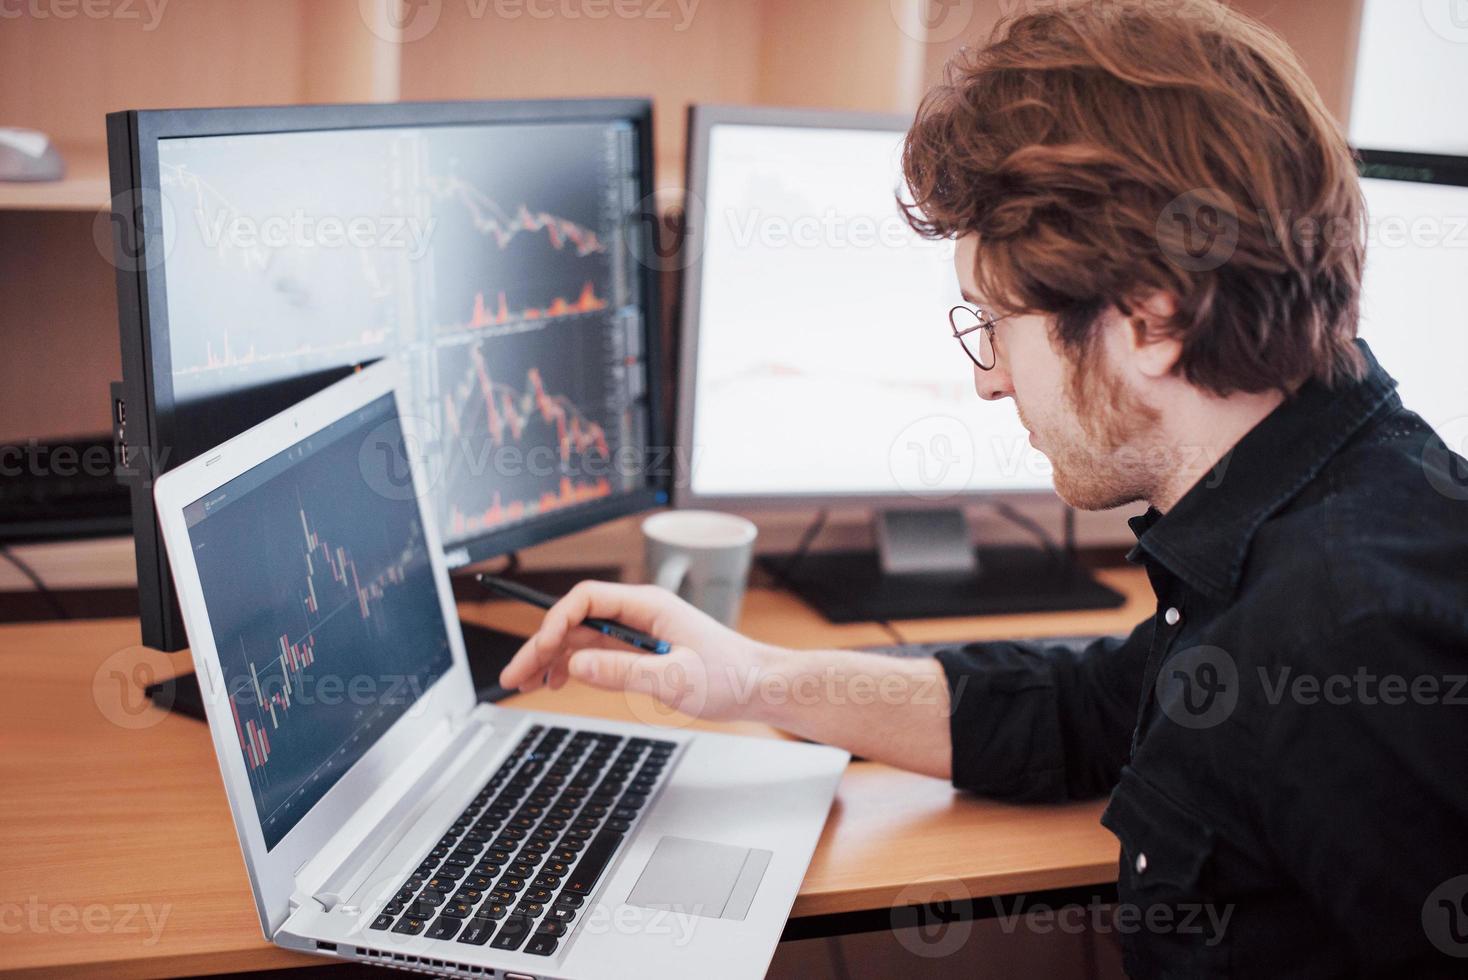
[0,434,131,544]
[369,724,675,958]
[862,634,1110,657]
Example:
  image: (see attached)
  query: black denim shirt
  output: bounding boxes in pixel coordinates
[936,342,1468,978]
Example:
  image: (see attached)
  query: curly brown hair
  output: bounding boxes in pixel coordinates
[901,0,1365,396]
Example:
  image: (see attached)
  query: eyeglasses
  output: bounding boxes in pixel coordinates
[948,303,1008,371]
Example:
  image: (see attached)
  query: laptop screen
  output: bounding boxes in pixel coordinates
[183,392,454,850]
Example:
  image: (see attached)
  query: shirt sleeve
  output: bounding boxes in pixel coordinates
[1249,611,1468,970]
[934,620,1152,802]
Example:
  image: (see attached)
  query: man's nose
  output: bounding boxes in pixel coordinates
[974,362,1014,401]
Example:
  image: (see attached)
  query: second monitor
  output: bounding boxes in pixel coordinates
[678,105,1123,620]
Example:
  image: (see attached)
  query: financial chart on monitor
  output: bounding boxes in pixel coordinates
[690,124,1052,500]
[184,395,452,850]
[157,121,649,553]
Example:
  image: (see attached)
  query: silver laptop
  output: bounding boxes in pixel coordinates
[153,360,848,979]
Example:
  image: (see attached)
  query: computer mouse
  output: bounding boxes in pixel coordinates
[0,128,66,182]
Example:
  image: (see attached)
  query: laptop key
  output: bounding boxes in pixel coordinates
[457,918,495,946]
[426,916,462,941]
[554,893,584,908]
[406,899,442,918]
[564,829,624,896]
[392,916,427,936]
[546,905,576,923]
[438,900,475,919]
[476,901,509,920]
[489,915,532,950]
[370,914,395,930]
[525,934,559,956]
[535,919,567,938]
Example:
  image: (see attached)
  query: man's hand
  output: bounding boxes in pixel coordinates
[499,579,953,778]
[498,581,779,722]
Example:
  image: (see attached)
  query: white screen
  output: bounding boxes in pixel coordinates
[688,124,1052,500]
[1358,176,1468,434]
[1350,0,1468,156]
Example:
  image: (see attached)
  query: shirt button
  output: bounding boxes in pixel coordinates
[1135,852,1148,875]
[1163,606,1181,626]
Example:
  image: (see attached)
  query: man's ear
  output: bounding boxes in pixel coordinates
[1123,291,1181,380]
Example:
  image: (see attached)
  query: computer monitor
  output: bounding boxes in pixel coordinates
[1355,149,1468,441]
[106,100,666,668]
[677,105,1122,621]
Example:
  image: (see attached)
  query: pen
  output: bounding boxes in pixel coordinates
[474,573,673,655]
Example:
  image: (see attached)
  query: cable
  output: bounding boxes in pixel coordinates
[991,501,1063,557]
[874,619,908,646]
[776,507,829,582]
[0,545,70,620]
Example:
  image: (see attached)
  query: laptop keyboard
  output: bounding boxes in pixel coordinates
[368,724,675,957]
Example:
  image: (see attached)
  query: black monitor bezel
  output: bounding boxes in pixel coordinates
[108,98,668,651]
[1356,147,1468,188]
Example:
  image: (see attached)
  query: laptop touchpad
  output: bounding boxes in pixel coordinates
[625,836,773,921]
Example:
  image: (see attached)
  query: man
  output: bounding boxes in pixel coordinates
[501,1,1468,976]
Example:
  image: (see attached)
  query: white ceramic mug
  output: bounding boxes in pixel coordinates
[642,510,758,627]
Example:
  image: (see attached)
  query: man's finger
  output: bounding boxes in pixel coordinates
[566,648,669,697]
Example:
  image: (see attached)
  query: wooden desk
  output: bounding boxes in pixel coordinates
[0,571,1149,979]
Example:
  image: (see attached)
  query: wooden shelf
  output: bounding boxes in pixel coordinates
[0,142,109,212]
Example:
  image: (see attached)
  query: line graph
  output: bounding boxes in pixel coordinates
[426,173,606,256]
[446,347,612,462]
[454,281,608,333]
[176,326,393,377]
[437,342,616,534]
[447,477,613,538]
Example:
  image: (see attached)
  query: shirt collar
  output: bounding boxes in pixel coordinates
[1126,340,1399,600]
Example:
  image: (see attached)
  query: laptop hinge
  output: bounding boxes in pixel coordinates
[297,710,495,913]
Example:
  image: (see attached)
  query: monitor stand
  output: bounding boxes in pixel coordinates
[761,508,1125,623]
